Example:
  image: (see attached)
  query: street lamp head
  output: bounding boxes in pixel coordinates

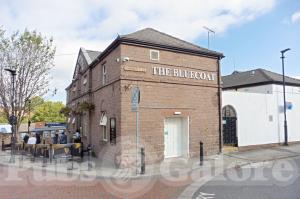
[4,68,16,75]
[281,48,291,54]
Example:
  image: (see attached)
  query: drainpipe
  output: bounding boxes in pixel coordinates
[217,57,223,153]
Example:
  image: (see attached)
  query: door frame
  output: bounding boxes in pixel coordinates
[222,105,238,147]
[164,116,189,159]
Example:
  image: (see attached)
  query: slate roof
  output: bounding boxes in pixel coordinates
[119,28,223,57]
[81,48,101,65]
[86,50,101,63]
[222,68,300,89]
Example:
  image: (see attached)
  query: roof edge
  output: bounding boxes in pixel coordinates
[119,37,224,58]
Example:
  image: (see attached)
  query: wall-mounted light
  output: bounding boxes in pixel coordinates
[122,57,130,62]
[110,117,116,129]
[174,112,181,115]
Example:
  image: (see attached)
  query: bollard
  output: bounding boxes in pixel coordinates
[42,146,47,167]
[200,141,204,166]
[87,144,92,170]
[68,145,74,170]
[141,147,145,174]
[80,142,84,159]
[1,138,4,151]
[49,144,53,163]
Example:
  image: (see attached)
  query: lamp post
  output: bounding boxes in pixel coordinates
[4,68,17,162]
[280,48,291,146]
[26,98,31,134]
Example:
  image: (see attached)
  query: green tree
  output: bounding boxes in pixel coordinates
[0,28,55,129]
[0,111,8,123]
[31,101,66,123]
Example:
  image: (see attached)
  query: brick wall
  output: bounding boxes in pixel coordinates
[119,44,220,163]
[67,42,221,165]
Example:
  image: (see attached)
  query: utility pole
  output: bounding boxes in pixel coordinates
[203,26,215,49]
[280,48,291,146]
[4,68,17,163]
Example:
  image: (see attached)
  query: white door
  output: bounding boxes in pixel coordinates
[164,117,183,158]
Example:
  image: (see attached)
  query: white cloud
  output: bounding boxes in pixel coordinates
[0,0,276,101]
[291,11,300,24]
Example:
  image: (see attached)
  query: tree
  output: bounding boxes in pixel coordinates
[31,101,66,123]
[0,111,7,123]
[0,28,55,130]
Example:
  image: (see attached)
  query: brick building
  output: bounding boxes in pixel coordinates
[66,28,224,164]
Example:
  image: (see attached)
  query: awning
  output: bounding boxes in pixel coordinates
[0,125,12,134]
[99,112,107,126]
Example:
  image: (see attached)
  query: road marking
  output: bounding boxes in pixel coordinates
[196,192,215,199]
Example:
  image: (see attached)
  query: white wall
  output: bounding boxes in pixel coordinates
[236,84,273,94]
[222,84,300,147]
[273,85,300,143]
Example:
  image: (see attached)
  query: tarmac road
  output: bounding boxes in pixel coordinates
[193,156,300,199]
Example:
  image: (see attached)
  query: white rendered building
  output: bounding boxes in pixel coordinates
[222,69,300,148]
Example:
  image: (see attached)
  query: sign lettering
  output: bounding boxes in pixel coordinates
[153,66,216,81]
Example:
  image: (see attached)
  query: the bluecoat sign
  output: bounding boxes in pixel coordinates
[152,66,216,81]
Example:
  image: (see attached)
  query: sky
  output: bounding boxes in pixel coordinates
[0,0,299,102]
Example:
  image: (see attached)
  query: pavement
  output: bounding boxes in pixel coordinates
[0,144,300,198]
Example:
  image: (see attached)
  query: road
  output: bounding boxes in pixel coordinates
[0,164,191,199]
[193,156,300,199]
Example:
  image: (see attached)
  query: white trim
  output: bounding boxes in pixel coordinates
[83,78,87,85]
[150,49,159,61]
[102,125,108,141]
[99,112,107,126]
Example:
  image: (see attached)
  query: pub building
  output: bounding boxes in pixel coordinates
[66,28,224,165]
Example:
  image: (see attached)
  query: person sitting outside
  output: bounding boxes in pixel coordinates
[27,133,37,145]
[60,131,67,144]
[52,132,59,144]
[73,130,81,143]
[36,133,41,144]
[23,133,29,144]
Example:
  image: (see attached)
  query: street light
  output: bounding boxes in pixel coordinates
[25,98,31,134]
[280,48,291,146]
[4,68,17,162]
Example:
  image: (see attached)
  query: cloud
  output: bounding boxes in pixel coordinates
[0,0,276,101]
[291,11,300,24]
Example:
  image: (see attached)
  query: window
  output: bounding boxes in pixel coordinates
[83,75,87,85]
[102,64,107,85]
[102,126,107,141]
[269,115,273,122]
[72,85,76,92]
[110,118,116,144]
[100,112,108,141]
[150,50,159,61]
